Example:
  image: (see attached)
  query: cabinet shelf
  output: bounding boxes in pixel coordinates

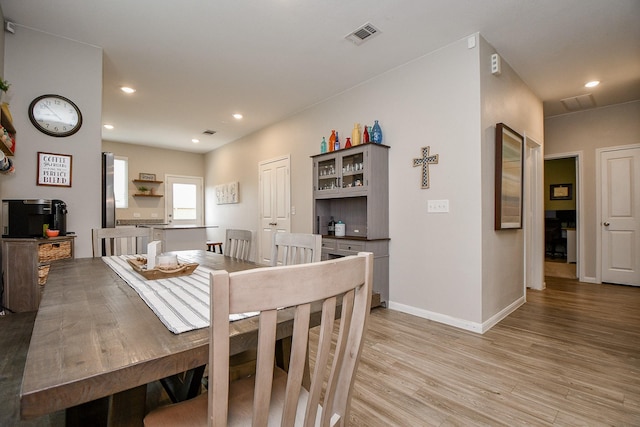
[1,103,16,156]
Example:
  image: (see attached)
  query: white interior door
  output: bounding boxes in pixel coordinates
[258,156,290,265]
[600,147,640,286]
[165,175,204,226]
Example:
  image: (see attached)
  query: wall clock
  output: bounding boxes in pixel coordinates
[28,94,82,137]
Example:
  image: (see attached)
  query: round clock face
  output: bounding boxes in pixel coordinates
[28,94,83,137]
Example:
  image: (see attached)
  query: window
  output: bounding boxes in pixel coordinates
[172,183,197,220]
[114,157,128,208]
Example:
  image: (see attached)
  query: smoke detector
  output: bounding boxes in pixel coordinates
[345,23,380,46]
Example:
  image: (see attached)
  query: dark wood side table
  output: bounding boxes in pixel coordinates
[1,235,75,312]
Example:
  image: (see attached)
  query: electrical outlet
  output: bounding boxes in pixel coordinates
[133,212,141,218]
[427,199,449,213]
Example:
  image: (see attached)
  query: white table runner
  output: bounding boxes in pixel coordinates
[102,255,257,334]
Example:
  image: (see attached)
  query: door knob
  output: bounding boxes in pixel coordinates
[603,222,610,226]
[269,222,277,226]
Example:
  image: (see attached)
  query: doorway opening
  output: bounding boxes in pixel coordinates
[544,155,580,280]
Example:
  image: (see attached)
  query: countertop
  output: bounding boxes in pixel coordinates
[139,224,219,230]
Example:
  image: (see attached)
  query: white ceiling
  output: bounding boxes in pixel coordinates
[1,0,639,153]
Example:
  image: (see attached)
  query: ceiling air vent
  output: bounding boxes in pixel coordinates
[345,23,380,46]
[202,130,216,135]
[560,94,596,112]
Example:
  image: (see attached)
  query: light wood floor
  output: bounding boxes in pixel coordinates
[340,277,640,426]
[2,276,639,426]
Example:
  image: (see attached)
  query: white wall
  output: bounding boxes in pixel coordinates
[205,34,542,331]
[545,100,640,281]
[479,36,544,323]
[0,26,102,258]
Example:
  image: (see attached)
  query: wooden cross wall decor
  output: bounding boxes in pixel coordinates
[413,146,439,189]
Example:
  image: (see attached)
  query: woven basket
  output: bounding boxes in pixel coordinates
[38,264,51,286]
[38,240,72,262]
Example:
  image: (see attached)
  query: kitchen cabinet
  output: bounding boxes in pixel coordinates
[1,236,75,312]
[312,144,389,304]
[146,225,218,252]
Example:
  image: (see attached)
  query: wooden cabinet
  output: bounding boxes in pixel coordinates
[312,144,389,304]
[1,236,75,312]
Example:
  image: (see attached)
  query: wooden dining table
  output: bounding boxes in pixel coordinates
[19,250,318,426]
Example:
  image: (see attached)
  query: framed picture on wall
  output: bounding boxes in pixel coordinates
[494,123,524,230]
[37,152,73,187]
[550,183,572,200]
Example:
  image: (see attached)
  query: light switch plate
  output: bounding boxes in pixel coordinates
[427,199,449,213]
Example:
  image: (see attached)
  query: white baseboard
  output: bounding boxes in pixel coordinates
[481,296,525,332]
[388,296,525,334]
[388,301,483,333]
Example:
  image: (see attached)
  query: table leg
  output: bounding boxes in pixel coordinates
[275,337,310,389]
[159,365,206,403]
[65,384,146,427]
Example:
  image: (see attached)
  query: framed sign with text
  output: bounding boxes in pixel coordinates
[37,152,73,187]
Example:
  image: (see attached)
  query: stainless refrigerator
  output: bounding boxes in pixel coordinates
[102,152,116,228]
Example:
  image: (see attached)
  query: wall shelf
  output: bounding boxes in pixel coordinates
[133,179,163,184]
[133,193,163,197]
[1,103,16,156]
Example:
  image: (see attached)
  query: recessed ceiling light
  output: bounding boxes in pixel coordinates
[120,86,136,94]
[103,124,114,130]
[585,81,600,88]
[233,113,243,120]
[192,139,200,143]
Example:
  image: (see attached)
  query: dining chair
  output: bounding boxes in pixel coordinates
[143,251,373,427]
[223,229,252,261]
[270,232,322,266]
[91,227,151,257]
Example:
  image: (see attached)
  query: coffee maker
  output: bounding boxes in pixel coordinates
[2,199,68,237]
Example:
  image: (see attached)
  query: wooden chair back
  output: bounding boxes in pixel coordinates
[210,252,373,426]
[92,227,151,257]
[270,232,322,266]
[223,229,252,261]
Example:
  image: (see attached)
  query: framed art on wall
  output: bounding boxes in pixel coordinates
[37,152,73,187]
[494,123,523,230]
[215,181,239,204]
[139,172,156,181]
[550,183,572,200]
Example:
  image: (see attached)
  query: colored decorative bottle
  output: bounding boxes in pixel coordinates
[334,131,340,151]
[363,125,370,144]
[351,123,361,146]
[320,137,327,153]
[329,130,336,152]
[345,137,352,148]
[328,216,336,236]
[371,120,383,144]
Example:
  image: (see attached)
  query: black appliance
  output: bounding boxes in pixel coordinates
[2,199,68,237]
